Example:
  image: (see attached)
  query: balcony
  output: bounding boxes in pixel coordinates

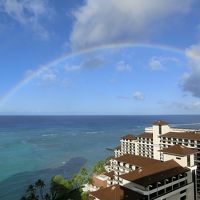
[149,177,187,200]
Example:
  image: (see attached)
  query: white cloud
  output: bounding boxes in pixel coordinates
[182,43,200,97]
[117,95,130,100]
[0,0,52,39]
[64,65,81,72]
[41,73,57,82]
[133,91,145,100]
[149,57,164,70]
[70,0,193,50]
[116,61,132,72]
[82,57,105,69]
[149,56,179,71]
[167,101,200,110]
[64,57,106,72]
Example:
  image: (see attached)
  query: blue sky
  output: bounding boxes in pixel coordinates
[0,0,200,115]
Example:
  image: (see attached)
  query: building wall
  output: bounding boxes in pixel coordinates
[109,123,198,199]
[163,154,188,167]
[166,193,183,200]
[153,124,171,160]
[160,135,200,197]
[120,139,136,155]
[120,174,194,200]
[137,137,153,158]
[92,176,107,188]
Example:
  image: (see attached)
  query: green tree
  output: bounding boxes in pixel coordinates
[81,191,89,200]
[35,179,45,200]
[71,167,89,188]
[92,160,106,175]
[21,163,100,200]
[21,178,69,200]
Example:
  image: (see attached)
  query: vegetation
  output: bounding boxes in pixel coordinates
[21,167,89,200]
[21,158,109,200]
[92,160,107,175]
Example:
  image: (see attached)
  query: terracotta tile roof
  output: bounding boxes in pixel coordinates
[137,132,153,139]
[153,120,169,126]
[120,160,189,187]
[160,144,197,156]
[162,131,200,140]
[104,171,114,179]
[121,134,137,140]
[114,154,161,167]
[90,184,145,200]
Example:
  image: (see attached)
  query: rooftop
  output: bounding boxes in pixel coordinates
[121,134,137,140]
[90,184,145,200]
[104,171,114,179]
[114,154,161,167]
[120,160,189,187]
[153,120,169,126]
[162,131,200,141]
[160,144,198,156]
[137,132,153,139]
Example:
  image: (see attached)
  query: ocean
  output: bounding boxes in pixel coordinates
[0,115,200,199]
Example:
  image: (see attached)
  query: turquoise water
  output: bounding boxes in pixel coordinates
[0,115,200,199]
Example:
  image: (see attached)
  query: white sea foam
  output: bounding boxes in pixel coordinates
[42,134,57,137]
[86,131,98,135]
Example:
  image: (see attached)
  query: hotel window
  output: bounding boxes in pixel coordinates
[180,196,186,200]
[159,125,162,134]
[187,155,191,166]
[180,189,186,194]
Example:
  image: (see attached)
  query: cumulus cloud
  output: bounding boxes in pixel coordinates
[133,91,145,100]
[149,57,164,70]
[149,56,179,70]
[64,57,106,72]
[116,61,132,72]
[70,0,193,50]
[0,0,52,39]
[182,44,200,97]
[82,57,105,69]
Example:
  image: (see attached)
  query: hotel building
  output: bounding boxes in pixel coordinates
[89,120,199,200]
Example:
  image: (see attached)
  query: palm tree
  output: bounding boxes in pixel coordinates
[35,179,45,200]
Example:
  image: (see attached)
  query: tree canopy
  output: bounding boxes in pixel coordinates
[21,167,89,200]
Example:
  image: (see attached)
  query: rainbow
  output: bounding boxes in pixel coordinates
[0,42,185,107]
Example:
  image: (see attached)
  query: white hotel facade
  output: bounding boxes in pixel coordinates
[90,120,200,200]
